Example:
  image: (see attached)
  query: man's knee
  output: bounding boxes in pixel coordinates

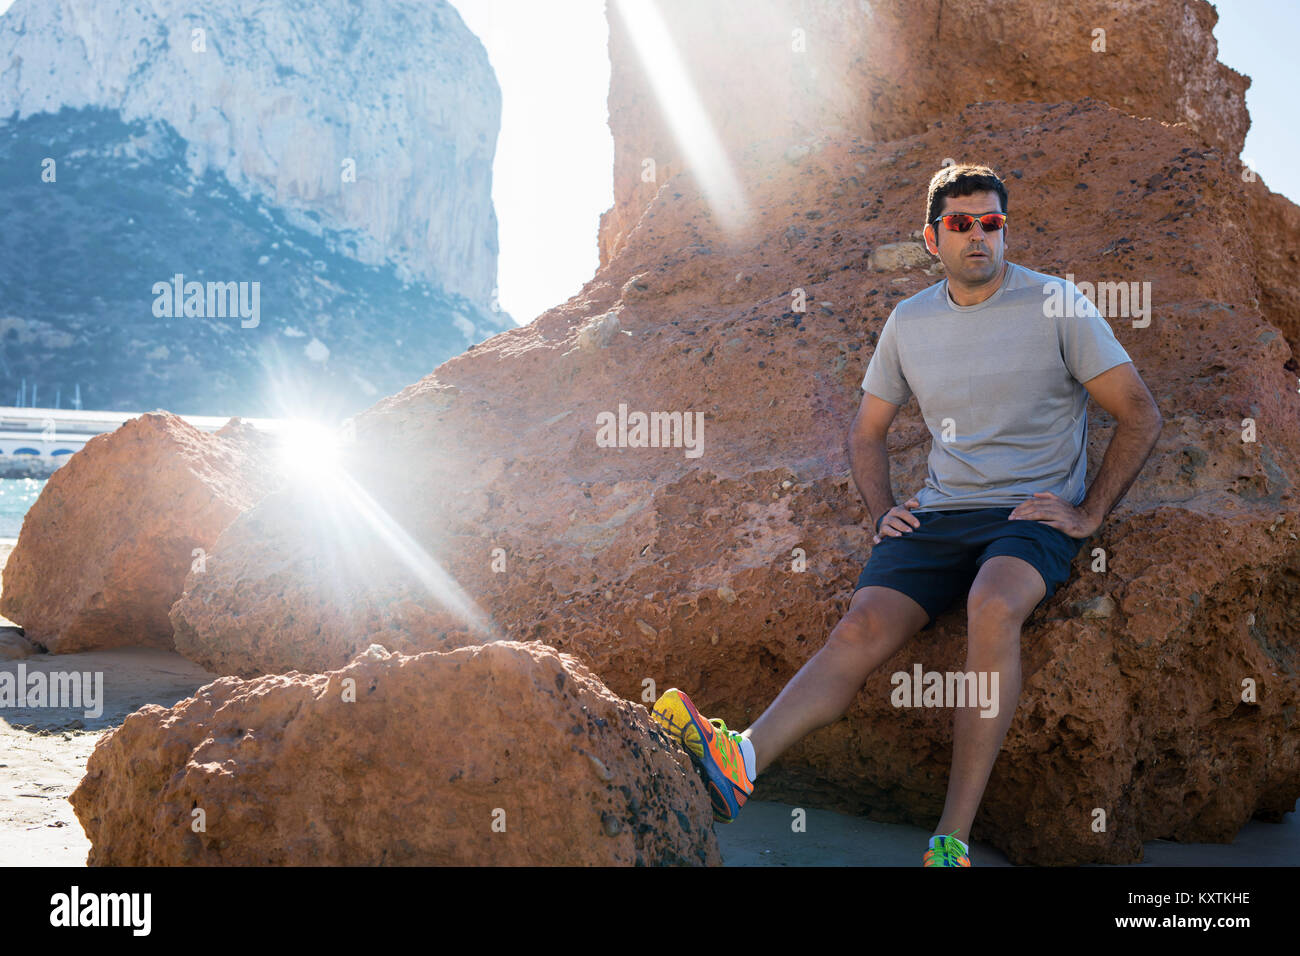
[967,587,1026,628]
[828,596,909,652]
[967,556,1045,630]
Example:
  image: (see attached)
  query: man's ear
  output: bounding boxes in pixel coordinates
[923,223,939,255]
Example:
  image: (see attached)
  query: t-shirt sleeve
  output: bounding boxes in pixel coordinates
[861,308,913,405]
[1057,284,1134,383]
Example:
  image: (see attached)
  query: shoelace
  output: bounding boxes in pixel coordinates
[709,718,753,782]
[926,831,968,865]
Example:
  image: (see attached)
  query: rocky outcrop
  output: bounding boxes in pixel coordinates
[70,641,721,866]
[170,88,1300,864]
[0,110,511,417]
[0,628,36,660]
[600,0,1248,265]
[0,0,513,416]
[1244,179,1300,363]
[0,0,502,306]
[1,413,280,653]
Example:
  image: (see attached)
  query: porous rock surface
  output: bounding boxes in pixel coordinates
[70,641,721,866]
[1,413,280,652]
[600,0,1250,265]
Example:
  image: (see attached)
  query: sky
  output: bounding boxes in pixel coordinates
[445,0,612,326]
[0,0,1293,326]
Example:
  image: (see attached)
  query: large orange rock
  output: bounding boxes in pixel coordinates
[169,93,1300,863]
[600,0,1249,265]
[164,0,1300,863]
[1244,179,1300,363]
[70,641,720,866]
[1,412,280,652]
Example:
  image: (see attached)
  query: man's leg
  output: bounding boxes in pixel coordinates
[743,585,930,776]
[933,554,1045,841]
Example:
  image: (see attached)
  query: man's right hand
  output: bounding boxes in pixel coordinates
[873,497,921,544]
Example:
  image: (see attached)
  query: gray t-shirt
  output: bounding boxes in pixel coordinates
[861,261,1133,513]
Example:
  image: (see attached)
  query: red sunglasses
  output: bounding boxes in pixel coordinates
[933,212,1008,232]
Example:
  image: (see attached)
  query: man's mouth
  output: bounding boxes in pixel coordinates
[967,251,987,258]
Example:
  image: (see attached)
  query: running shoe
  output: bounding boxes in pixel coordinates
[923,832,972,867]
[651,688,754,822]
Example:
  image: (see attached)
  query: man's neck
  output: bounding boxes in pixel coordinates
[947,261,1009,307]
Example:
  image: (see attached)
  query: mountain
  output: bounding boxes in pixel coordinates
[0,0,510,416]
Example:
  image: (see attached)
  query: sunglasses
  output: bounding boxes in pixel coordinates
[932,212,1008,233]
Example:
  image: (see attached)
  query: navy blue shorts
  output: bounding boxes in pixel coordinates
[854,507,1084,630]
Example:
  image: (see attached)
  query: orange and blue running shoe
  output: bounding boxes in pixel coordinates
[651,688,754,823]
[923,832,972,867]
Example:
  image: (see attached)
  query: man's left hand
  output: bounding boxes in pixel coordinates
[1008,492,1100,539]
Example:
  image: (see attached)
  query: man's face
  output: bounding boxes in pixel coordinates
[923,190,1006,285]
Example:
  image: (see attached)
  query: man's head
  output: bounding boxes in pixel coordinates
[922,163,1009,287]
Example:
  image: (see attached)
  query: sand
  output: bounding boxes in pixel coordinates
[0,647,219,866]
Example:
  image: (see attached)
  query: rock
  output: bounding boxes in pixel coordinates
[568,310,627,353]
[169,475,494,677]
[868,242,933,272]
[1243,179,1300,361]
[1,413,280,653]
[69,641,721,866]
[165,15,1299,864]
[1074,595,1116,619]
[600,0,1247,265]
[0,628,37,660]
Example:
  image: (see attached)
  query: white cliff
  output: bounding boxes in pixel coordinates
[0,0,502,308]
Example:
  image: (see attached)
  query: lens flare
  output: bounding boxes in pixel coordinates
[275,418,344,483]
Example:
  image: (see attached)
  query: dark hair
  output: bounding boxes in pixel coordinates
[924,164,1008,232]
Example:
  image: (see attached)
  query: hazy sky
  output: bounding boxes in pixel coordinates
[446,0,612,326]
[1,0,1293,326]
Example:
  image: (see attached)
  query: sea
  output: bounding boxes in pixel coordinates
[0,477,47,539]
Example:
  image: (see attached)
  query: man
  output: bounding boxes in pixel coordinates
[652,163,1163,866]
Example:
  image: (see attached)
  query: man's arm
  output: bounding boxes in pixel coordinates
[1009,361,1162,536]
[1076,362,1163,523]
[847,392,907,529]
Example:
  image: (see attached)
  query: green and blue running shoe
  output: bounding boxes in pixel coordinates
[923,831,972,867]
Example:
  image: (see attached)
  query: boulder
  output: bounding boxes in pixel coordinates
[1,413,280,652]
[600,0,1248,265]
[165,0,1300,864]
[0,627,36,660]
[169,93,1300,864]
[69,640,721,866]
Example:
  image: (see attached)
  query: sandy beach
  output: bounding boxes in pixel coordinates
[0,646,218,866]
